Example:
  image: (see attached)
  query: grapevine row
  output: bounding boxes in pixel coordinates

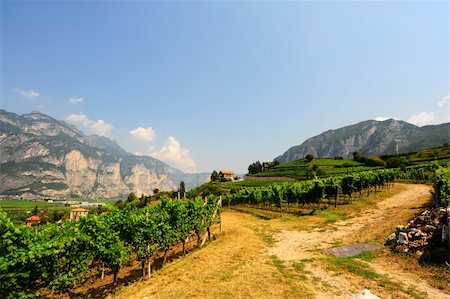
[222,165,440,209]
[0,196,221,299]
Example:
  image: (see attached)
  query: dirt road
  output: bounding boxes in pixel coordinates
[268,184,448,298]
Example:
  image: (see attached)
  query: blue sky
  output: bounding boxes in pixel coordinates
[1,1,448,173]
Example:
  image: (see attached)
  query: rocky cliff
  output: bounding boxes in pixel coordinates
[276,119,450,163]
[0,110,209,198]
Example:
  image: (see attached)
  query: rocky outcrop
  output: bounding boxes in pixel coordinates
[276,119,450,162]
[0,110,209,198]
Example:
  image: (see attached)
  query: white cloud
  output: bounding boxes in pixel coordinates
[15,88,40,100]
[437,95,450,108]
[130,127,156,142]
[65,113,113,136]
[138,136,197,173]
[407,111,435,126]
[67,97,84,104]
[374,116,399,121]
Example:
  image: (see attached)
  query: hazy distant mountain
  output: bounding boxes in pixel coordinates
[275,119,450,163]
[0,110,209,198]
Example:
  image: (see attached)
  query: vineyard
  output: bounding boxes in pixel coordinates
[1,161,449,299]
[221,162,448,212]
[0,197,222,299]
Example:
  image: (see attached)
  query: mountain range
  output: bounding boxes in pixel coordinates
[275,119,449,163]
[0,110,209,198]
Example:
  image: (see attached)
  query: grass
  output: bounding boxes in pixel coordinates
[317,210,351,224]
[323,255,426,299]
[326,256,381,280]
[110,211,312,299]
[229,180,289,187]
[111,184,448,299]
[0,199,68,210]
[251,158,377,180]
[244,146,450,182]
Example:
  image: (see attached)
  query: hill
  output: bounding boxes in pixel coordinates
[275,119,450,163]
[0,110,209,198]
[250,146,449,182]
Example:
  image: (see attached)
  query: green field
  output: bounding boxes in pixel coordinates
[0,200,70,213]
[251,158,377,180]
[249,146,449,181]
[229,180,290,187]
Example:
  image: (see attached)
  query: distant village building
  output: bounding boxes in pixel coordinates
[70,207,89,220]
[219,170,235,181]
[26,215,42,227]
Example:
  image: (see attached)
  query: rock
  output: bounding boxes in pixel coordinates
[397,232,409,245]
[396,225,406,233]
[424,225,436,232]
[386,233,397,244]
[412,230,426,240]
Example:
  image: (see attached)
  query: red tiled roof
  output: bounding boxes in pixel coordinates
[27,215,42,221]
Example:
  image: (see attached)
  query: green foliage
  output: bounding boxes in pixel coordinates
[305,154,314,162]
[221,167,437,209]
[127,192,137,203]
[248,161,263,174]
[386,157,410,168]
[178,181,186,195]
[0,195,222,298]
[251,157,370,180]
[434,165,450,206]
[210,170,220,182]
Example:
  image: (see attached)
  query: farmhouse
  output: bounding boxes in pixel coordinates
[70,207,89,220]
[219,170,235,181]
[26,215,42,227]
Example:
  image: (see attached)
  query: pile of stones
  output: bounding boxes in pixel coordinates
[385,208,448,259]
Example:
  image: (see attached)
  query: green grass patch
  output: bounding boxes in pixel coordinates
[0,199,66,210]
[326,256,380,280]
[317,210,351,224]
[324,255,426,299]
[229,180,289,187]
[252,226,276,245]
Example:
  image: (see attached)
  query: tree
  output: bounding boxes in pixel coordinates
[353,152,365,163]
[178,181,186,196]
[31,205,38,215]
[126,192,137,203]
[152,188,159,195]
[115,200,125,209]
[210,170,220,182]
[248,161,263,174]
[305,154,314,162]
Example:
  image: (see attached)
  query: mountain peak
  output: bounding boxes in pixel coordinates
[0,109,210,198]
[276,119,449,162]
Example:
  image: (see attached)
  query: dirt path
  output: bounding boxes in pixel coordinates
[269,184,448,299]
[269,184,431,261]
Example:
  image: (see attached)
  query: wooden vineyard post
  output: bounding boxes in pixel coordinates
[219,195,223,234]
